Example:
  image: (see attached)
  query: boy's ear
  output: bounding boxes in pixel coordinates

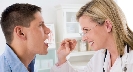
[14,26,26,40]
[104,19,113,32]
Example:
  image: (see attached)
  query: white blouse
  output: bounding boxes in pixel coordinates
[50,46,133,72]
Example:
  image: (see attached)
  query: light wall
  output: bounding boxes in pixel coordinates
[0,0,131,55]
[0,0,89,55]
[117,0,133,31]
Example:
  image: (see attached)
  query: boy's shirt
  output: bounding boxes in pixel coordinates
[0,44,35,72]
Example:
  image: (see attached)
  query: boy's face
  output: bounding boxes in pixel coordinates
[25,11,50,55]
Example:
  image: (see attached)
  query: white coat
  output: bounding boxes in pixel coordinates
[50,45,133,72]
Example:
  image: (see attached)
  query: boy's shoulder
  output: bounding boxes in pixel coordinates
[0,54,11,72]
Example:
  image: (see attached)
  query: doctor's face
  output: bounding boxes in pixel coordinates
[25,11,50,55]
[79,15,108,51]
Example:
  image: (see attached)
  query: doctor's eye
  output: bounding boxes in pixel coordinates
[84,29,88,31]
[83,28,88,31]
[83,29,89,33]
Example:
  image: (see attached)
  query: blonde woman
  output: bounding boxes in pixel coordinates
[51,0,133,72]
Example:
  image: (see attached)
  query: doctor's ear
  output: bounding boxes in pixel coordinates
[14,26,26,40]
[104,19,113,32]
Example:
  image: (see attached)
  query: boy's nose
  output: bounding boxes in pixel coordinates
[45,27,50,35]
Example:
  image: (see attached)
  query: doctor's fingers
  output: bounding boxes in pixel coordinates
[71,39,77,45]
[63,38,77,45]
[65,41,71,53]
[60,38,71,46]
[70,39,77,49]
[58,40,70,52]
[60,38,76,50]
[64,38,72,43]
[58,40,66,52]
[62,39,77,51]
[56,42,71,56]
[60,40,65,46]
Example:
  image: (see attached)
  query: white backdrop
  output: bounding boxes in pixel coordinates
[0,0,130,55]
[117,0,133,31]
[0,0,90,55]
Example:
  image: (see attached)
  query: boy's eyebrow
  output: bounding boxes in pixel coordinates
[39,21,44,24]
[82,27,88,30]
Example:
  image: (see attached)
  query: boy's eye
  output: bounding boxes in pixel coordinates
[84,29,89,31]
[39,24,43,26]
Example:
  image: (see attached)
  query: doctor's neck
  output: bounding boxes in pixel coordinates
[107,44,118,58]
[108,45,118,67]
[105,34,119,57]
[105,37,119,66]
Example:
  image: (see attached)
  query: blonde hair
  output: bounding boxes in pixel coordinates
[76,0,133,55]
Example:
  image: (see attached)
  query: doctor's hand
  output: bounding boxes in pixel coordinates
[57,39,77,66]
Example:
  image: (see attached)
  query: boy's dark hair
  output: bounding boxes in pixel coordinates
[0,3,41,44]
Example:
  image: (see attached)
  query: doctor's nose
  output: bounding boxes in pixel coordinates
[82,35,88,42]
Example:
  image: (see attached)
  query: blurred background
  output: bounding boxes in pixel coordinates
[0,0,132,72]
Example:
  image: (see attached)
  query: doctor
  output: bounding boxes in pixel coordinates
[51,0,133,72]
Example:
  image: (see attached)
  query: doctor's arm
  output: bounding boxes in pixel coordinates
[50,39,93,72]
[50,60,93,72]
